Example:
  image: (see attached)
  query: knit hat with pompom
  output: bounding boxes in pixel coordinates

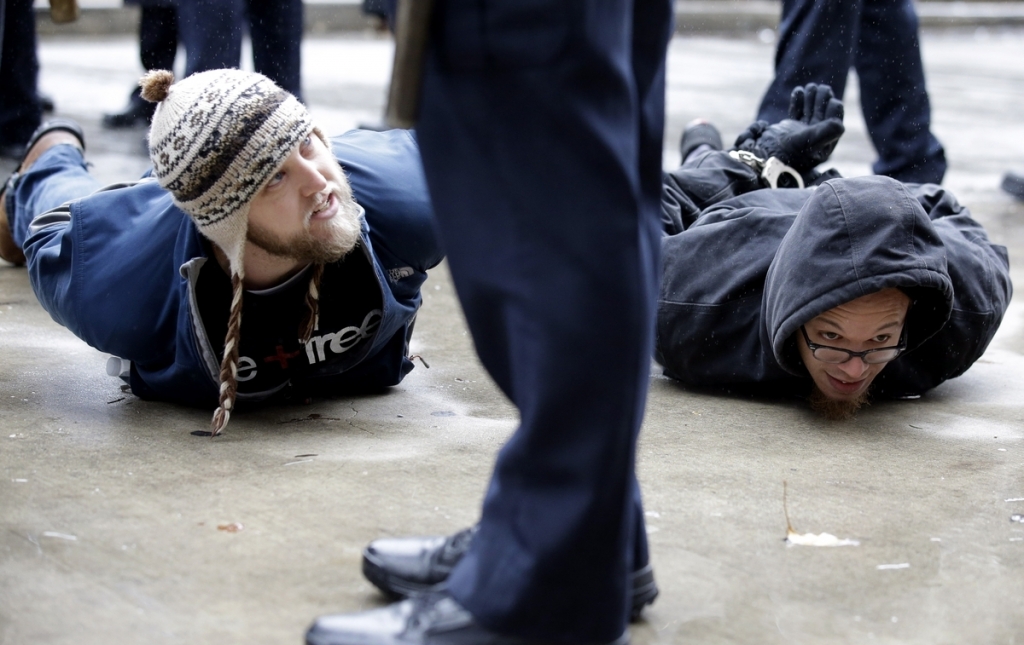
[140,68,315,436]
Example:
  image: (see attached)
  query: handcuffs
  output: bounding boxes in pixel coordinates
[728,150,804,189]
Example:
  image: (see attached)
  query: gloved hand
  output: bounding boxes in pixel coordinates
[734,83,845,172]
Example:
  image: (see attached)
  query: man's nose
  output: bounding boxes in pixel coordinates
[836,356,870,379]
[299,160,328,195]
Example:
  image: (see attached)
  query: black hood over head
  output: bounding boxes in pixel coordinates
[763,175,953,376]
[656,150,1009,397]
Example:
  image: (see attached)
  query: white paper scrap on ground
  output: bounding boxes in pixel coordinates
[876,563,910,570]
[41,532,77,541]
[785,530,860,547]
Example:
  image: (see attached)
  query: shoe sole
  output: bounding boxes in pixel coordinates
[0,119,86,265]
[628,564,658,621]
[362,552,659,622]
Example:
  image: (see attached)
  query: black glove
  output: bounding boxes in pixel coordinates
[734,83,845,172]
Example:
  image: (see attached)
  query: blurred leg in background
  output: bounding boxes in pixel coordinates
[103,0,179,129]
[1003,170,1024,200]
[757,0,946,184]
[247,0,302,100]
[176,0,302,101]
[0,0,43,159]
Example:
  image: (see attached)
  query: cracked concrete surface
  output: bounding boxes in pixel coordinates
[2,28,1024,645]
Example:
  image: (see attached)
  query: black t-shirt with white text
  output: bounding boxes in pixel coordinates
[195,249,384,397]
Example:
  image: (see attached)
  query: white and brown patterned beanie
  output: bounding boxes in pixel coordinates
[140,68,315,436]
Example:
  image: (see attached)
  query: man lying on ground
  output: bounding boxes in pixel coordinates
[0,69,442,435]
[347,85,1011,618]
[657,83,1011,419]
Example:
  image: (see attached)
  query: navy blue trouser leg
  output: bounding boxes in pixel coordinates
[416,0,671,641]
[117,4,179,109]
[139,4,179,72]
[177,0,302,99]
[0,0,42,148]
[177,0,243,75]
[757,0,946,184]
[758,0,860,124]
[855,0,945,183]
[247,0,303,100]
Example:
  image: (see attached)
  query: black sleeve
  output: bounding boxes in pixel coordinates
[659,151,764,234]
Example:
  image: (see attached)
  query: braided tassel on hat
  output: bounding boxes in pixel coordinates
[299,263,325,343]
[211,272,245,435]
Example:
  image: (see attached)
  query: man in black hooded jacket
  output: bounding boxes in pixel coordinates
[658,84,1012,418]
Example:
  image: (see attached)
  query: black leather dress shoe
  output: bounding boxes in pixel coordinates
[362,526,658,621]
[306,591,629,645]
[363,526,478,599]
[102,95,155,129]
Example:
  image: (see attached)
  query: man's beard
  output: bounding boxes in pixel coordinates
[808,385,870,421]
[247,194,363,264]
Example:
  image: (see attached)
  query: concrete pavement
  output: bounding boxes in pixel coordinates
[2,26,1024,645]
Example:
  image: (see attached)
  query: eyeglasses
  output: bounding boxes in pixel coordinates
[800,325,907,365]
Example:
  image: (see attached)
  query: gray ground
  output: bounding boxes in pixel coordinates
[2,24,1024,645]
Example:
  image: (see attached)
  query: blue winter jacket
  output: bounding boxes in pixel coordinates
[657,151,1012,398]
[23,129,443,408]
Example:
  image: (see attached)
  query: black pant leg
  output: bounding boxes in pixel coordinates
[855,0,946,183]
[0,0,41,147]
[417,0,671,640]
[177,0,244,77]
[246,0,302,100]
[756,0,861,124]
[139,4,179,72]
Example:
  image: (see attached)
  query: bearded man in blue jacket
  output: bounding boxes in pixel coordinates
[0,68,442,435]
[659,83,1011,419]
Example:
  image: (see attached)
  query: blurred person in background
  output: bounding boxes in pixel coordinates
[757,0,946,185]
[104,0,303,130]
[103,0,179,128]
[176,0,303,100]
[0,0,44,158]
